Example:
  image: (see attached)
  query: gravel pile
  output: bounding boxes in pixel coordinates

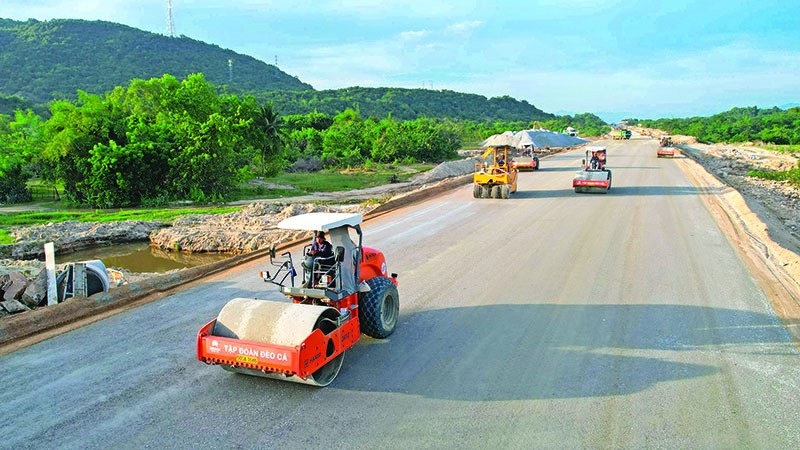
[410,158,480,184]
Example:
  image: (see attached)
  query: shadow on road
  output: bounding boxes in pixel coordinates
[514,189,575,199]
[610,166,660,170]
[328,304,795,401]
[511,185,722,198]
[609,186,724,196]
[529,166,580,172]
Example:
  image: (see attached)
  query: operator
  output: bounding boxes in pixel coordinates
[308,231,333,258]
[589,152,599,169]
[304,231,333,287]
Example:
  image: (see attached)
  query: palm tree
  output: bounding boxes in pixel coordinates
[256,102,285,177]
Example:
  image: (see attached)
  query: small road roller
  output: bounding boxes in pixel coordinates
[511,148,539,172]
[573,146,612,194]
[196,213,399,386]
[657,136,675,158]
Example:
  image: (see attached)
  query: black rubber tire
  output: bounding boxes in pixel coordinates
[491,185,501,198]
[501,184,510,199]
[473,184,481,198]
[534,157,540,170]
[358,276,399,339]
[481,185,491,198]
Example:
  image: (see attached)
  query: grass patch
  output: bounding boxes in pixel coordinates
[756,143,800,154]
[3,163,439,228]
[0,229,14,244]
[229,164,433,201]
[748,167,800,187]
[0,206,241,228]
[267,171,397,192]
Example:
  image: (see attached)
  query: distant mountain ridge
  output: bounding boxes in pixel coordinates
[0,18,311,103]
[0,18,554,122]
[259,87,555,122]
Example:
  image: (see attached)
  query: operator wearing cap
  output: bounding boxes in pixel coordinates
[304,231,333,287]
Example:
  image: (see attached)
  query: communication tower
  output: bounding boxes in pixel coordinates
[167,0,176,37]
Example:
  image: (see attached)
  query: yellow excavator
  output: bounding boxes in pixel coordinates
[473,145,518,199]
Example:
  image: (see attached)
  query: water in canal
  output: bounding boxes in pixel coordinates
[55,241,234,273]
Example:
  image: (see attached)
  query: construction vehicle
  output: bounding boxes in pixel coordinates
[196,212,399,387]
[565,126,578,136]
[657,136,675,157]
[511,148,539,171]
[473,145,518,199]
[573,146,612,194]
[611,129,631,140]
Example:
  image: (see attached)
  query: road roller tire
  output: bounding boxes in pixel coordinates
[481,185,491,198]
[473,184,481,198]
[501,185,510,199]
[358,276,399,339]
[491,185,501,199]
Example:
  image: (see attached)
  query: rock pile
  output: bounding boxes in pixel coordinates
[0,259,49,316]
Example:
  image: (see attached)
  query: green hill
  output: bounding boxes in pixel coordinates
[0,18,554,123]
[258,87,554,122]
[0,18,311,104]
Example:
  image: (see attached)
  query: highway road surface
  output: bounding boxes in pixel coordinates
[2,137,799,449]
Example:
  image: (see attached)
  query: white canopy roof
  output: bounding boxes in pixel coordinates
[278,213,362,231]
[586,145,607,152]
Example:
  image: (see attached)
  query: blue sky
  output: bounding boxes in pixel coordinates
[4,0,799,122]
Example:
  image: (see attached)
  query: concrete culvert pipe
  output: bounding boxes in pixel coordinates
[212,298,344,386]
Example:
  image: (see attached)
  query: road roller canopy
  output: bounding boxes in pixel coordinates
[278,213,362,231]
[586,145,607,153]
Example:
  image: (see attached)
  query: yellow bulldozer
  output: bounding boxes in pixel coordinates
[473,145,518,199]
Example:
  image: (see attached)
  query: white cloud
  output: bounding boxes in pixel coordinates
[445,20,484,35]
[398,30,429,41]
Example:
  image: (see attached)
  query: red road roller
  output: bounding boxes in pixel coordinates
[197,213,399,386]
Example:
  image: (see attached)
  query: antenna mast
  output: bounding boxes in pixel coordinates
[167,0,176,37]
